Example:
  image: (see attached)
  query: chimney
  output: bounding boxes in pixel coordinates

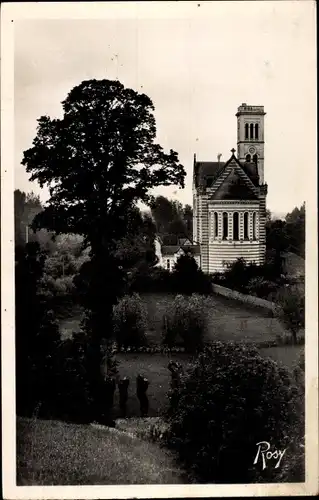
[217,153,222,163]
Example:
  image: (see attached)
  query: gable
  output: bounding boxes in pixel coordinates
[211,163,259,200]
[178,237,193,246]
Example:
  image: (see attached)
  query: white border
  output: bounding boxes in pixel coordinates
[1,2,318,498]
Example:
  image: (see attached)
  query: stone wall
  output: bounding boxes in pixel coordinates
[211,282,276,313]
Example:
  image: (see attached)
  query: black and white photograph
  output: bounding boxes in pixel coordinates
[1,1,318,498]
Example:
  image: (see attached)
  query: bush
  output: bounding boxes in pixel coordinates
[165,342,304,483]
[52,332,94,423]
[275,287,305,344]
[129,266,172,293]
[172,254,212,295]
[213,258,285,299]
[162,294,208,352]
[246,276,277,299]
[51,333,119,425]
[112,293,148,348]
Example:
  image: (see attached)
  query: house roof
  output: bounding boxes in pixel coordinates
[162,244,201,256]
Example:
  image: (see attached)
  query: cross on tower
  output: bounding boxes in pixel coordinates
[231,148,236,155]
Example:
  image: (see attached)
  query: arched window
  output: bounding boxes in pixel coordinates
[245,123,249,139]
[214,212,218,238]
[222,212,228,240]
[245,154,251,162]
[253,154,258,165]
[244,212,249,240]
[250,123,254,139]
[253,212,257,240]
[233,212,239,241]
[255,123,259,140]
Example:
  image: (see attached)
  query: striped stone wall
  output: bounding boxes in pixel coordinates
[200,194,210,272]
[208,241,263,273]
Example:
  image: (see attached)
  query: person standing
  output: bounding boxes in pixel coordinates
[136,374,149,417]
[118,377,130,418]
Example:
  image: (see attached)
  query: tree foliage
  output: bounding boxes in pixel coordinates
[173,253,211,295]
[15,242,60,416]
[266,203,305,259]
[162,294,208,352]
[14,189,52,249]
[112,294,148,348]
[151,195,193,244]
[22,78,185,348]
[22,79,185,245]
[275,286,305,344]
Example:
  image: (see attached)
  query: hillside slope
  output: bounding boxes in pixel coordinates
[17,417,185,485]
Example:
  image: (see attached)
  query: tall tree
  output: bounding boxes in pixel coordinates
[14,190,43,247]
[22,79,185,383]
[151,195,192,244]
[183,204,193,240]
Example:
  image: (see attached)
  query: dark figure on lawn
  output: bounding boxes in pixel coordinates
[118,377,130,418]
[136,374,149,417]
[168,360,184,390]
[103,376,116,427]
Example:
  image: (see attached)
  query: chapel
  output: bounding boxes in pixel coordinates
[192,103,268,273]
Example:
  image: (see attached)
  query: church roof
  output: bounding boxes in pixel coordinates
[241,161,259,186]
[194,155,259,189]
[194,161,226,188]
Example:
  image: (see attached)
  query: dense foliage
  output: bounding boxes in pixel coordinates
[212,257,286,299]
[275,286,305,344]
[165,342,304,483]
[266,204,305,259]
[14,189,53,250]
[172,254,212,295]
[130,254,211,296]
[151,195,193,244]
[15,242,60,416]
[21,78,185,407]
[162,294,208,352]
[112,294,148,348]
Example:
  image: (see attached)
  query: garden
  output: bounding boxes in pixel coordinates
[15,77,305,486]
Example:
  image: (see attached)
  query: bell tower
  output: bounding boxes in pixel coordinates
[236,103,266,183]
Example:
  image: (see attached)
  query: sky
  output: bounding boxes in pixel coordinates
[13,1,316,217]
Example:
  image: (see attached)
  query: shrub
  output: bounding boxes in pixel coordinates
[172,254,212,295]
[112,293,148,348]
[129,266,172,293]
[165,342,304,483]
[275,287,305,344]
[222,257,248,292]
[52,332,94,423]
[136,419,170,443]
[246,276,277,299]
[162,294,208,352]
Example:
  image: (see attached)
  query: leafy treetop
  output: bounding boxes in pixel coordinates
[22,79,185,250]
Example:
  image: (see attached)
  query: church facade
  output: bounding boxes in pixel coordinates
[193,103,268,274]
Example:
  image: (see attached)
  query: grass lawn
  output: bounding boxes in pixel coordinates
[260,345,303,371]
[106,344,302,419]
[57,292,302,418]
[108,352,192,418]
[17,417,186,485]
[59,292,287,343]
[141,292,287,344]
